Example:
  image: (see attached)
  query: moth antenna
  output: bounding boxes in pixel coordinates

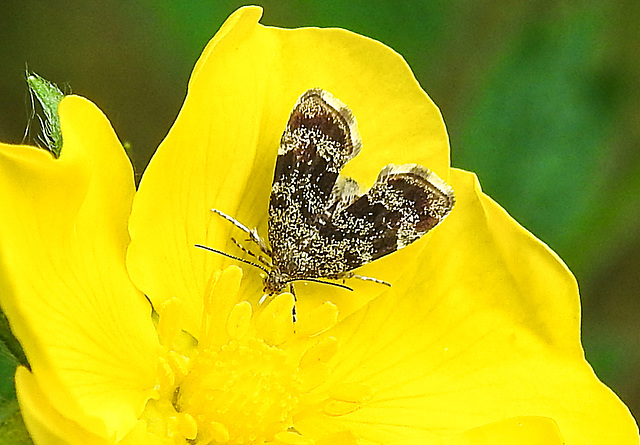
[211,208,253,235]
[231,237,257,258]
[211,208,272,257]
[195,244,270,274]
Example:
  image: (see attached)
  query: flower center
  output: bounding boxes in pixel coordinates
[177,338,299,444]
[133,266,340,444]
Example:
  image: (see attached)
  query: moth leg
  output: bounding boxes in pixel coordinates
[338,272,391,288]
[289,283,297,323]
[231,237,272,267]
[258,293,269,305]
[211,208,272,257]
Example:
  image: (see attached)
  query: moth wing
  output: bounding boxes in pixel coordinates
[328,176,361,216]
[327,163,455,271]
[267,88,455,283]
[268,89,362,274]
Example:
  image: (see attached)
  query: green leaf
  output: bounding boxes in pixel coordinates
[0,309,27,370]
[0,398,33,445]
[0,341,18,401]
[0,307,29,443]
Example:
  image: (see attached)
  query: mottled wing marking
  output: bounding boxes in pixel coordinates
[307,163,454,274]
[328,176,360,215]
[340,164,454,265]
[268,89,362,284]
[266,88,455,292]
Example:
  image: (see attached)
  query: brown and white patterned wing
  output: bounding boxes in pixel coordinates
[334,164,455,269]
[267,88,455,285]
[267,89,362,280]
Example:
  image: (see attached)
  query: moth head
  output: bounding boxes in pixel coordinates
[264,268,289,295]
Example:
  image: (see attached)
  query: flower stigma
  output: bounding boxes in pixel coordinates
[136,265,341,444]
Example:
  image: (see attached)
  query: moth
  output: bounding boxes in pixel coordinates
[197,88,455,298]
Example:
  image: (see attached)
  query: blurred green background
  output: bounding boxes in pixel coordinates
[1,0,638,435]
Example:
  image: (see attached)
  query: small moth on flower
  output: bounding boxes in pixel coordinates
[197,88,455,300]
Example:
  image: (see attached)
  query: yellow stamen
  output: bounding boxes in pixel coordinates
[296,301,339,337]
[226,301,252,340]
[255,292,295,345]
[177,412,198,440]
[138,266,350,443]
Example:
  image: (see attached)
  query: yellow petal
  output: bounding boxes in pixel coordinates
[0,95,160,439]
[394,416,563,445]
[294,169,638,444]
[15,366,109,445]
[127,6,450,336]
[453,416,563,445]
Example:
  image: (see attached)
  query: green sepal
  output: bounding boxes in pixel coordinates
[26,72,64,158]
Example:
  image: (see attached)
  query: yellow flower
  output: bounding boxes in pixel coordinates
[0,6,637,445]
